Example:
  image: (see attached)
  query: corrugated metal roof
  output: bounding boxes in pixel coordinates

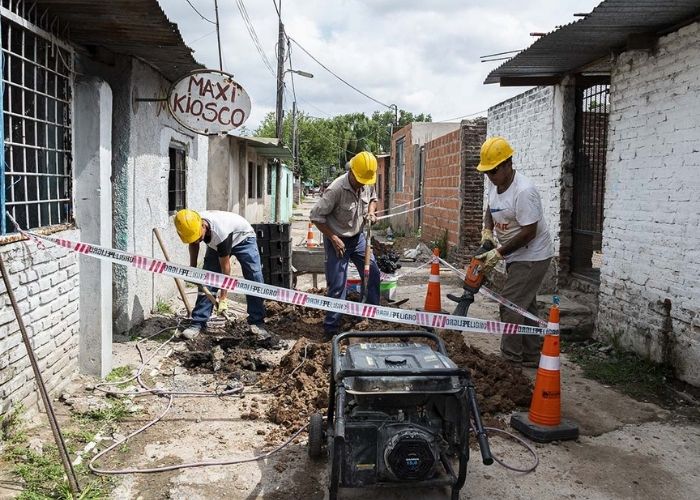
[485,0,700,85]
[36,0,202,81]
[229,135,293,159]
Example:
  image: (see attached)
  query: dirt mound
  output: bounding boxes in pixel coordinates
[441,330,533,413]
[261,331,532,436]
[259,338,331,437]
[264,290,414,342]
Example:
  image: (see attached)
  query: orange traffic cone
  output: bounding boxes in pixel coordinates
[510,297,579,442]
[306,222,317,248]
[423,248,442,313]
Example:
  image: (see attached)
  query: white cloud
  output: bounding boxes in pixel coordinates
[160,0,602,129]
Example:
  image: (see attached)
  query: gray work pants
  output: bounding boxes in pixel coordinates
[499,258,552,362]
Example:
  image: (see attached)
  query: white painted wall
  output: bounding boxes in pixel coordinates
[207,136,274,224]
[410,122,460,145]
[486,85,567,255]
[598,21,700,384]
[0,232,80,414]
[116,59,208,332]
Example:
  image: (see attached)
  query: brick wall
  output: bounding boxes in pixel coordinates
[375,155,390,213]
[455,118,488,262]
[423,129,461,250]
[421,118,487,261]
[486,85,573,291]
[0,233,80,414]
[597,21,700,385]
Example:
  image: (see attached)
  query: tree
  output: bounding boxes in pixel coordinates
[255,108,431,185]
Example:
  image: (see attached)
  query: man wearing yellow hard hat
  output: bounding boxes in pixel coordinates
[173,209,267,340]
[310,151,381,337]
[476,137,554,366]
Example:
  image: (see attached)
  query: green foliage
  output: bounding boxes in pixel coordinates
[1,403,27,443]
[154,298,173,315]
[255,108,431,185]
[78,399,130,425]
[430,229,449,259]
[105,365,133,389]
[2,404,111,499]
[565,342,674,400]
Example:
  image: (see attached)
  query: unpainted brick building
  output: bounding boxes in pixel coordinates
[387,120,486,261]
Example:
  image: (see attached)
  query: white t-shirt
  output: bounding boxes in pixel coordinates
[486,172,554,263]
[199,210,255,256]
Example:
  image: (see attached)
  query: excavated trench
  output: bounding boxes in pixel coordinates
[173,297,533,437]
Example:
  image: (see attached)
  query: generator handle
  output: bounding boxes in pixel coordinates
[333,330,448,356]
[467,383,494,465]
[334,367,470,383]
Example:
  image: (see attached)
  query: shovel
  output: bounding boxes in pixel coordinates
[360,221,373,303]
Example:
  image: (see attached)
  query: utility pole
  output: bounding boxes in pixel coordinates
[292,100,300,204]
[274,0,285,222]
[214,0,223,71]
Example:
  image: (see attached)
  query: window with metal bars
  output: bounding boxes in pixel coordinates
[256,164,263,199]
[168,145,186,212]
[1,7,73,234]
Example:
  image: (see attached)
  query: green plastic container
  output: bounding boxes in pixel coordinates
[380,276,398,300]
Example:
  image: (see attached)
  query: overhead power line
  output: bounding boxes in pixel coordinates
[235,0,277,76]
[184,0,216,25]
[433,109,488,123]
[288,36,392,110]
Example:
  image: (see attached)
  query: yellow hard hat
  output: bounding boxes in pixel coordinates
[350,151,377,185]
[476,136,514,172]
[174,209,202,244]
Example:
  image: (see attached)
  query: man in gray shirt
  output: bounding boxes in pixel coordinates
[310,151,381,336]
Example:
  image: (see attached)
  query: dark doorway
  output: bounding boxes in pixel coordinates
[571,77,610,281]
[414,145,425,230]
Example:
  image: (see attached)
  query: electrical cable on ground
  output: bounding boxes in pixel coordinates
[471,422,539,473]
[88,317,311,475]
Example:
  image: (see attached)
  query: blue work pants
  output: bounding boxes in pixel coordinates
[323,232,380,333]
[191,236,266,327]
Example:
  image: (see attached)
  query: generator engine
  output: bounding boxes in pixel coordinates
[309,331,493,500]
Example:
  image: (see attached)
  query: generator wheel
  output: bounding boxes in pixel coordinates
[308,413,324,459]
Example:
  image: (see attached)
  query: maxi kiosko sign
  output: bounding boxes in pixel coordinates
[168,70,251,135]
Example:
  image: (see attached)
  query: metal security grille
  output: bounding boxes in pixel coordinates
[1,3,73,234]
[168,146,186,212]
[571,78,609,280]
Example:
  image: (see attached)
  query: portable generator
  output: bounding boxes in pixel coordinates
[308,331,493,500]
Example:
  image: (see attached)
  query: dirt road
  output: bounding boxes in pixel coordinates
[4,197,698,499]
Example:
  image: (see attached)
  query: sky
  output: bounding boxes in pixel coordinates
[160,0,602,131]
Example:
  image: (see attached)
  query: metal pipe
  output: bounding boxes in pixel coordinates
[0,252,81,494]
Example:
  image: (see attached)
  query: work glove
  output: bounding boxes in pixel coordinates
[475,248,503,274]
[480,228,498,247]
[216,298,229,315]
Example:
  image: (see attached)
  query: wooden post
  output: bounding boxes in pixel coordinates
[153,228,193,316]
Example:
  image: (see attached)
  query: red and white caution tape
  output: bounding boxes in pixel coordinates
[9,221,548,337]
[375,202,435,221]
[437,257,548,328]
[375,196,422,215]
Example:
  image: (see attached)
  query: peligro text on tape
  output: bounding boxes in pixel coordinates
[18,229,550,337]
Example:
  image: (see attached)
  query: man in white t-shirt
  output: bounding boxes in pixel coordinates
[475,137,554,366]
[173,209,267,340]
